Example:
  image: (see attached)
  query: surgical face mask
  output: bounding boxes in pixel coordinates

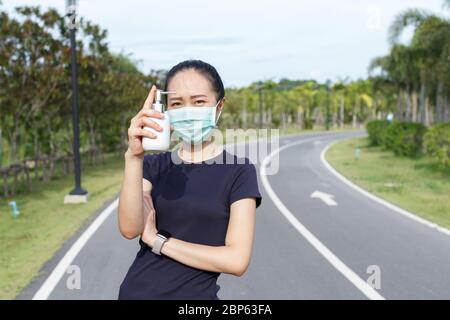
[167,100,222,144]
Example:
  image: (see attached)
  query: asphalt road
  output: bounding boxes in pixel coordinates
[19,131,450,300]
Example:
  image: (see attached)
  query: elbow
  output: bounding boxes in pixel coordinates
[118,226,141,240]
[231,261,249,277]
[121,231,139,240]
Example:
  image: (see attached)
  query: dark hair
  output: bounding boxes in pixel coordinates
[163,59,225,102]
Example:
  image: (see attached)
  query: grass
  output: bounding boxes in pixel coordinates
[325,137,450,230]
[0,125,359,300]
[0,153,125,299]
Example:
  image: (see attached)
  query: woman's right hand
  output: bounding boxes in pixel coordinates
[127,84,165,157]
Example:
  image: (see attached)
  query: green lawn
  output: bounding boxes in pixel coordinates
[325,137,450,230]
[0,153,125,299]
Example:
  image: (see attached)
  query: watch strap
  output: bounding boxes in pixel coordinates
[151,234,167,255]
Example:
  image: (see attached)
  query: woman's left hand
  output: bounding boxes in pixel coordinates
[141,192,157,247]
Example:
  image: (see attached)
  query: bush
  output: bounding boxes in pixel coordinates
[424,122,450,167]
[384,121,427,157]
[304,118,314,130]
[366,120,389,146]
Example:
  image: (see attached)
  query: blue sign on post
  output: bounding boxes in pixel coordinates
[354,147,360,160]
[8,201,20,218]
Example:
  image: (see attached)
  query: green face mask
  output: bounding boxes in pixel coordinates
[167,100,222,144]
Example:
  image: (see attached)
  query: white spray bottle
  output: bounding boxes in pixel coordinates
[142,89,174,151]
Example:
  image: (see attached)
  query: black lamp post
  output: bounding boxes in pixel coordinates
[66,0,87,199]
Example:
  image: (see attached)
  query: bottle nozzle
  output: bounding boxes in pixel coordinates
[154,90,176,112]
[156,90,176,104]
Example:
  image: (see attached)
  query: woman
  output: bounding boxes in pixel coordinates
[117,60,262,300]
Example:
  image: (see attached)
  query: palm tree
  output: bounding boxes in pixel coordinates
[388,2,450,124]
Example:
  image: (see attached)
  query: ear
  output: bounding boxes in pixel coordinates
[215,98,225,123]
[217,97,225,112]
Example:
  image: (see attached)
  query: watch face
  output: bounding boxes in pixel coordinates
[158,229,171,239]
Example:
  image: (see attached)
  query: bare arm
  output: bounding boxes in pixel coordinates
[144,198,257,277]
[117,151,146,239]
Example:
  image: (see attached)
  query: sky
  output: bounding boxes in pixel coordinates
[3,0,449,87]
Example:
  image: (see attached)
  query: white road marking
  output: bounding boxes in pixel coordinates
[32,198,119,300]
[260,137,385,300]
[310,190,338,206]
[321,140,450,237]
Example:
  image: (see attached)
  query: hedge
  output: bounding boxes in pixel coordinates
[424,122,450,167]
[384,121,427,157]
[366,120,389,146]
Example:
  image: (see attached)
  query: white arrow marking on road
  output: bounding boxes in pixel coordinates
[310,190,338,206]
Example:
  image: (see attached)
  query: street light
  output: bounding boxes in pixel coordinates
[64,0,88,204]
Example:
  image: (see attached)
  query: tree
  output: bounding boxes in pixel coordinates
[388,2,450,125]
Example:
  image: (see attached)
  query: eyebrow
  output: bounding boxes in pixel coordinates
[168,94,208,101]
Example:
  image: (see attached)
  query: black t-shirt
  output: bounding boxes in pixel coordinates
[118,148,262,300]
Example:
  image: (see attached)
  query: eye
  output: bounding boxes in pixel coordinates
[195,100,206,105]
[171,102,181,107]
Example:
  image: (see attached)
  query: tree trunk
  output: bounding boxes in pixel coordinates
[297,111,303,130]
[436,81,444,124]
[352,106,357,128]
[242,99,247,129]
[0,127,3,167]
[397,89,403,121]
[340,95,344,129]
[444,94,449,122]
[419,80,427,125]
[425,97,430,127]
[412,90,418,122]
[405,85,411,122]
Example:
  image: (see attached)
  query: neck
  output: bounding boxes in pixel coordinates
[179,137,221,163]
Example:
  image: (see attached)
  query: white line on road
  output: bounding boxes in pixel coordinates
[32,198,119,300]
[310,190,338,206]
[260,137,385,300]
[320,140,450,237]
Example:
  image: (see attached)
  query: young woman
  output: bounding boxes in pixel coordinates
[117,60,262,300]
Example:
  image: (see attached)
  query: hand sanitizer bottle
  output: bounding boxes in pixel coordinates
[142,89,174,151]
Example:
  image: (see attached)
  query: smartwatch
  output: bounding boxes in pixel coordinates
[152,229,172,255]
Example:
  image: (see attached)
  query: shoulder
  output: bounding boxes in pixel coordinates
[225,152,262,208]
[225,151,257,171]
[143,151,172,183]
[225,151,258,184]
[143,151,172,165]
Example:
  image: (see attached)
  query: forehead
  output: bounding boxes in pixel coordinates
[167,68,214,97]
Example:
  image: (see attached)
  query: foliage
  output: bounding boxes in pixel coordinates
[424,122,450,166]
[384,121,428,157]
[366,120,390,146]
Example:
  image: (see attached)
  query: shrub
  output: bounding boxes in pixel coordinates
[304,118,314,130]
[366,120,389,146]
[424,122,450,167]
[384,121,427,157]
